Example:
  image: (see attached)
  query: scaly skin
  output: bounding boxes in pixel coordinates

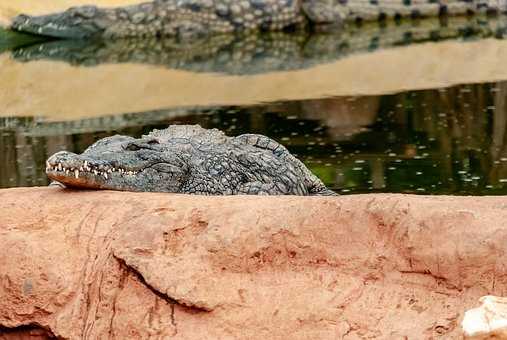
[10,0,506,39]
[45,125,337,195]
[10,0,308,39]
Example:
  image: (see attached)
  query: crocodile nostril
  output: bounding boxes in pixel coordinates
[11,14,31,28]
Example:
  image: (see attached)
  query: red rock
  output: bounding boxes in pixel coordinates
[0,187,506,339]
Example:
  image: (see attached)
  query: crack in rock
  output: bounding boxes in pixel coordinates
[114,256,211,313]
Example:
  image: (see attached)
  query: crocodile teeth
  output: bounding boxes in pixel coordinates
[47,160,140,179]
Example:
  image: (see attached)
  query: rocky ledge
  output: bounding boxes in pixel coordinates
[0,187,506,339]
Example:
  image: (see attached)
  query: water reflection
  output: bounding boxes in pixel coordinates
[0,28,43,54]
[3,16,507,194]
[8,16,507,74]
[2,81,507,194]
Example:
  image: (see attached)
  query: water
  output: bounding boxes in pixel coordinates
[2,17,507,195]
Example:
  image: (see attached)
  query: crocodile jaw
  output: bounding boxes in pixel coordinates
[45,151,141,190]
[10,8,105,39]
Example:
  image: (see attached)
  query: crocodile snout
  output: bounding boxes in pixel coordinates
[11,14,32,31]
[46,151,80,169]
[11,11,101,39]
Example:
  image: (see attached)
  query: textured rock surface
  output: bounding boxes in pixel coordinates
[1,187,507,339]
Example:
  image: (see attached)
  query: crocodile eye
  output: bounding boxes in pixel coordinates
[147,139,159,145]
[69,5,98,19]
[125,143,141,151]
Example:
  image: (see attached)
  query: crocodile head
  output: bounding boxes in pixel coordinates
[10,6,110,39]
[10,3,218,40]
[46,134,189,192]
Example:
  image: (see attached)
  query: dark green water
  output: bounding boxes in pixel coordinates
[2,19,507,194]
[2,82,507,194]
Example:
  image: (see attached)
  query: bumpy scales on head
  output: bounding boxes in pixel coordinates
[45,125,337,195]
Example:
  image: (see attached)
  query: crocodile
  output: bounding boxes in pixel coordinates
[45,125,337,195]
[10,0,507,39]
